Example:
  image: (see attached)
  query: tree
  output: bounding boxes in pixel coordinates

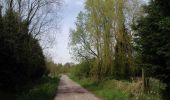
[69,11,97,61]
[85,0,134,79]
[70,0,135,80]
[0,3,47,92]
[0,0,61,49]
[133,0,170,99]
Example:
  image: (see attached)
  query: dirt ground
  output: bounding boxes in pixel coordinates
[54,75,101,100]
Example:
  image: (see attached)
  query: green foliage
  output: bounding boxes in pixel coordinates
[69,11,96,61]
[138,94,160,100]
[68,0,170,99]
[18,77,59,100]
[46,61,61,77]
[70,75,129,100]
[71,61,91,79]
[69,0,136,81]
[46,59,71,77]
[133,0,170,99]
[0,9,46,91]
[71,74,165,100]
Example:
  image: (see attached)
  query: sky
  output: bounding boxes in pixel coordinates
[46,0,85,64]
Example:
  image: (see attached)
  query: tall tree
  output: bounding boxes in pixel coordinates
[133,0,170,99]
[0,0,59,92]
[86,0,133,79]
[113,0,133,79]
[85,0,103,80]
[71,0,132,80]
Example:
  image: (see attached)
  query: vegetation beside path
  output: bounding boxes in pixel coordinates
[18,76,60,100]
[68,0,170,99]
[70,74,166,100]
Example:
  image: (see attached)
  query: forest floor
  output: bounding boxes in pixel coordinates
[54,75,101,100]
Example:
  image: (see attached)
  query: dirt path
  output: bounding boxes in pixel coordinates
[54,75,101,100]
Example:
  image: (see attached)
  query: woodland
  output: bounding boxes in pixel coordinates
[69,0,170,99]
[0,0,170,100]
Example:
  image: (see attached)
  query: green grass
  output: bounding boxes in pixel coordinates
[70,75,129,100]
[70,75,165,100]
[18,76,60,100]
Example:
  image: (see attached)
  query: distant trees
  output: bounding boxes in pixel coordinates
[45,55,73,76]
[0,0,61,92]
[133,0,170,99]
[71,60,92,79]
[46,59,60,76]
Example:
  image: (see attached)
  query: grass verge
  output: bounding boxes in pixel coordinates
[70,75,164,100]
[70,75,129,100]
[18,76,60,100]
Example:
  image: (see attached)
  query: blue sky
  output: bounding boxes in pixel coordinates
[47,0,85,64]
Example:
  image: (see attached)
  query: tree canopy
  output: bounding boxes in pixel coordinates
[133,0,170,99]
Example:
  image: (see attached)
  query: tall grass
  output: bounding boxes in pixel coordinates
[70,73,165,100]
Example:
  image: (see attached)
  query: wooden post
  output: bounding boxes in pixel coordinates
[142,68,145,92]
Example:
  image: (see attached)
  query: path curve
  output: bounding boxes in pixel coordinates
[54,75,101,100]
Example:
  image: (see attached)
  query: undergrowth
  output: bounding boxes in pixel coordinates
[18,76,60,100]
[70,74,165,100]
